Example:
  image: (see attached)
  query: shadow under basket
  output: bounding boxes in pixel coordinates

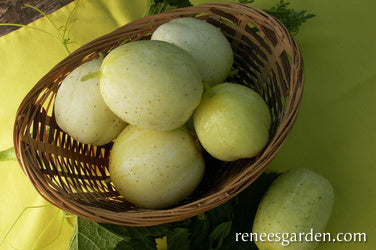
[13,2,304,226]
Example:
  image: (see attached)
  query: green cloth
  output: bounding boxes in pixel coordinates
[0,0,375,249]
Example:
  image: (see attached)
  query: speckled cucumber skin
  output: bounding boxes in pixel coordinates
[252,168,335,249]
[151,17,234,86]
[54,58,127,146]
[109,125,205,209]
[100,40,203,131]
[193,83,271,161]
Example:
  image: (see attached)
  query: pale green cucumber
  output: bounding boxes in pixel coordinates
[252,168,335,249]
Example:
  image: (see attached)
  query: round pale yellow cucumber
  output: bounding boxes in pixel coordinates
[54,58,126,146]
[252,168,335,249]
[109,125,205,209]
[193,83,271,161]
[151,17,233,86]
[100,40,203,131]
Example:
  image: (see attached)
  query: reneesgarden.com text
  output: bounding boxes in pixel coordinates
[235,229,367,247]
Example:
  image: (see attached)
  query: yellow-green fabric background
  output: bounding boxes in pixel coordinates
[0,0,375,249]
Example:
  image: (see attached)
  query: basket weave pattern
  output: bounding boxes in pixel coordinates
[13,2,304,226]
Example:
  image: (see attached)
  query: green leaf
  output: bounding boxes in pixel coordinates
[101,223,172,249]
[263,0,315,35]
[209,221,232,250]
[155,0,192,8]
[166,228,190,250]
[68,217,127,250]
[100,223,171,240]
[145,0,192,16]
[115,238,157,250]
[189,213,211,250]
[0,147,16,161]
[206,199,235,226]
[239,0,255,4]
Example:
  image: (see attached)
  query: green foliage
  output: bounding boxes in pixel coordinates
[239,0,255,4]
[68,217,125,250]
[166,228,191,250]
[0,147,16,161]
[264,0,316,35]
[144,0,192,17]
[143,0,315,35]
[209,221,232,249]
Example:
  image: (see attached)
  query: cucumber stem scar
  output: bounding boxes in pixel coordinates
[80,71,102,82]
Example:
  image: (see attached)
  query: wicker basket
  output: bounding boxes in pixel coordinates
[13,2,304,226]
